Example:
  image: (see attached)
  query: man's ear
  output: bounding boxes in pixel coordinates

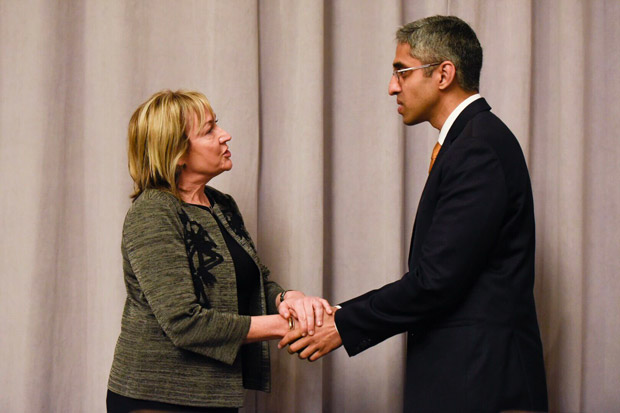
[437,61,457,90]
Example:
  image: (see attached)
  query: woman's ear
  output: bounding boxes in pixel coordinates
[177,151,187,168]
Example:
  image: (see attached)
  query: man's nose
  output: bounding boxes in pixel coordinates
[388,75,401,95]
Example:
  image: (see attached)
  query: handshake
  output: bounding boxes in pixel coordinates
[276,292,343,361]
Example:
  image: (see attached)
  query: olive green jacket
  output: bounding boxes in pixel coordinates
[108,187,284,408]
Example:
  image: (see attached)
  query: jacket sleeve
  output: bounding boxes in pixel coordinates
[225,194,284,315]
[123,196,251,365]
[335,139,508,356]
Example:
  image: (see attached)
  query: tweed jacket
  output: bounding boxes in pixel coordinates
[108,187,283,408]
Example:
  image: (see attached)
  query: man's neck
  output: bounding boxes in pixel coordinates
[429,90,478,131]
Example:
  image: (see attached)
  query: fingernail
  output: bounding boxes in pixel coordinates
[309,330,314,335]
[318,322,322,326]
[302,332,306,337]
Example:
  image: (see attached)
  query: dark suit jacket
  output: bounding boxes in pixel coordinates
[335,99,548,412]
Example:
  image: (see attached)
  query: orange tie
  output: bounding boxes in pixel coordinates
[429,142,442,173]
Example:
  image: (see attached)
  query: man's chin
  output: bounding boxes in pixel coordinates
[403,117,422,126]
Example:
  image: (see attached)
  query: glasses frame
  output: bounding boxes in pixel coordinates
[392,62,441,83]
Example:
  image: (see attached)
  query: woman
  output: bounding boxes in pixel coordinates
[107,90,330,412]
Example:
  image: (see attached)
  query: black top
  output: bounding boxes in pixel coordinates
[210,207,260,315]
[193,194,260,315]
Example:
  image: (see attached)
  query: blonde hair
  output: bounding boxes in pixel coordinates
[127,89,214,200]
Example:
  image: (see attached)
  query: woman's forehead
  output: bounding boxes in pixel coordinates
[187,107,215,132]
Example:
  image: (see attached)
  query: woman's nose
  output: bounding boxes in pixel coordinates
[219,130,232,144]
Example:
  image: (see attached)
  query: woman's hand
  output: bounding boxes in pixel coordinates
[278,291,332,336]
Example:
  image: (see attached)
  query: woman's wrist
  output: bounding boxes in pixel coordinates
[245,314,292,343]
[274,314,291,337]
[277,289,305,307]
[278,290,289,307]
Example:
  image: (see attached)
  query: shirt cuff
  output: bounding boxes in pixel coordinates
[333,305,342,333]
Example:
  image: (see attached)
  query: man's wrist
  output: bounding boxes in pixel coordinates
[332,305,341,333]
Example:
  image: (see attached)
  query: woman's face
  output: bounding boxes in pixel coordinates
[180,110,232,181]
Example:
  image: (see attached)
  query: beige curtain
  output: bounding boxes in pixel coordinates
[1,0,619,411]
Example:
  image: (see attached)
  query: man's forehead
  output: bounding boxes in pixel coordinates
[392,43,420,67]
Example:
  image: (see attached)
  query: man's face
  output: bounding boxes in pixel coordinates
[388,43,439,125]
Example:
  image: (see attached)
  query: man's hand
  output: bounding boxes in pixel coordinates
[278,308,342,361]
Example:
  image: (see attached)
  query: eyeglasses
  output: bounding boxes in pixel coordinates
[392,63,441,83]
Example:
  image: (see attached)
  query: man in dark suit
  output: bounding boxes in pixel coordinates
[279,15,548,412]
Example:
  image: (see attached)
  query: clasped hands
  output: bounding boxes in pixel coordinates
[276,291,342,361]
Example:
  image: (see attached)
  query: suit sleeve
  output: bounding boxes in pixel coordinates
[335,139,507,356]
[123,197,251,365]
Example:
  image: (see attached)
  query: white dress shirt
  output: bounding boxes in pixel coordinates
[437,93,482,145]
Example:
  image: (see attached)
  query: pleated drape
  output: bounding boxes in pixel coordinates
[1,1,620,412]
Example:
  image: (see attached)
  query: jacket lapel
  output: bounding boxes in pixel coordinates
[436,98,491,163]
[408,98,492,265]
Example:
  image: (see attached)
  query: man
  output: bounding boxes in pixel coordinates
[280,15,548,412]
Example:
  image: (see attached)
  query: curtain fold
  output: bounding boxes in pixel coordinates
[1,0,620,411]
[256,1,326,411]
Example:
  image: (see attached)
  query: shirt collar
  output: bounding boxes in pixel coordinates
[437,94,482,145]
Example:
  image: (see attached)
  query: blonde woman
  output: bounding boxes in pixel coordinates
[107,90,331,413]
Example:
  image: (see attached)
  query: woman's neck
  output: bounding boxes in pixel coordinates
[177,174,211,206]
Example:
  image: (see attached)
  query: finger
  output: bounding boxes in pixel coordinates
[313,301,324,327]
[321,299,333,314]
[278,329,303,349]
[309,349,323,362]
[296,305,308,336]
[304,300,315,335]
[287,336,310,353]
[298,343,318,360]
[278,302,290,319]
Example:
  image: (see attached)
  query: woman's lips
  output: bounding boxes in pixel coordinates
[223,150,231,157]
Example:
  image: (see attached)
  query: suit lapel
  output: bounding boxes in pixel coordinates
[436,98,491,160]
[408,98,492,265]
